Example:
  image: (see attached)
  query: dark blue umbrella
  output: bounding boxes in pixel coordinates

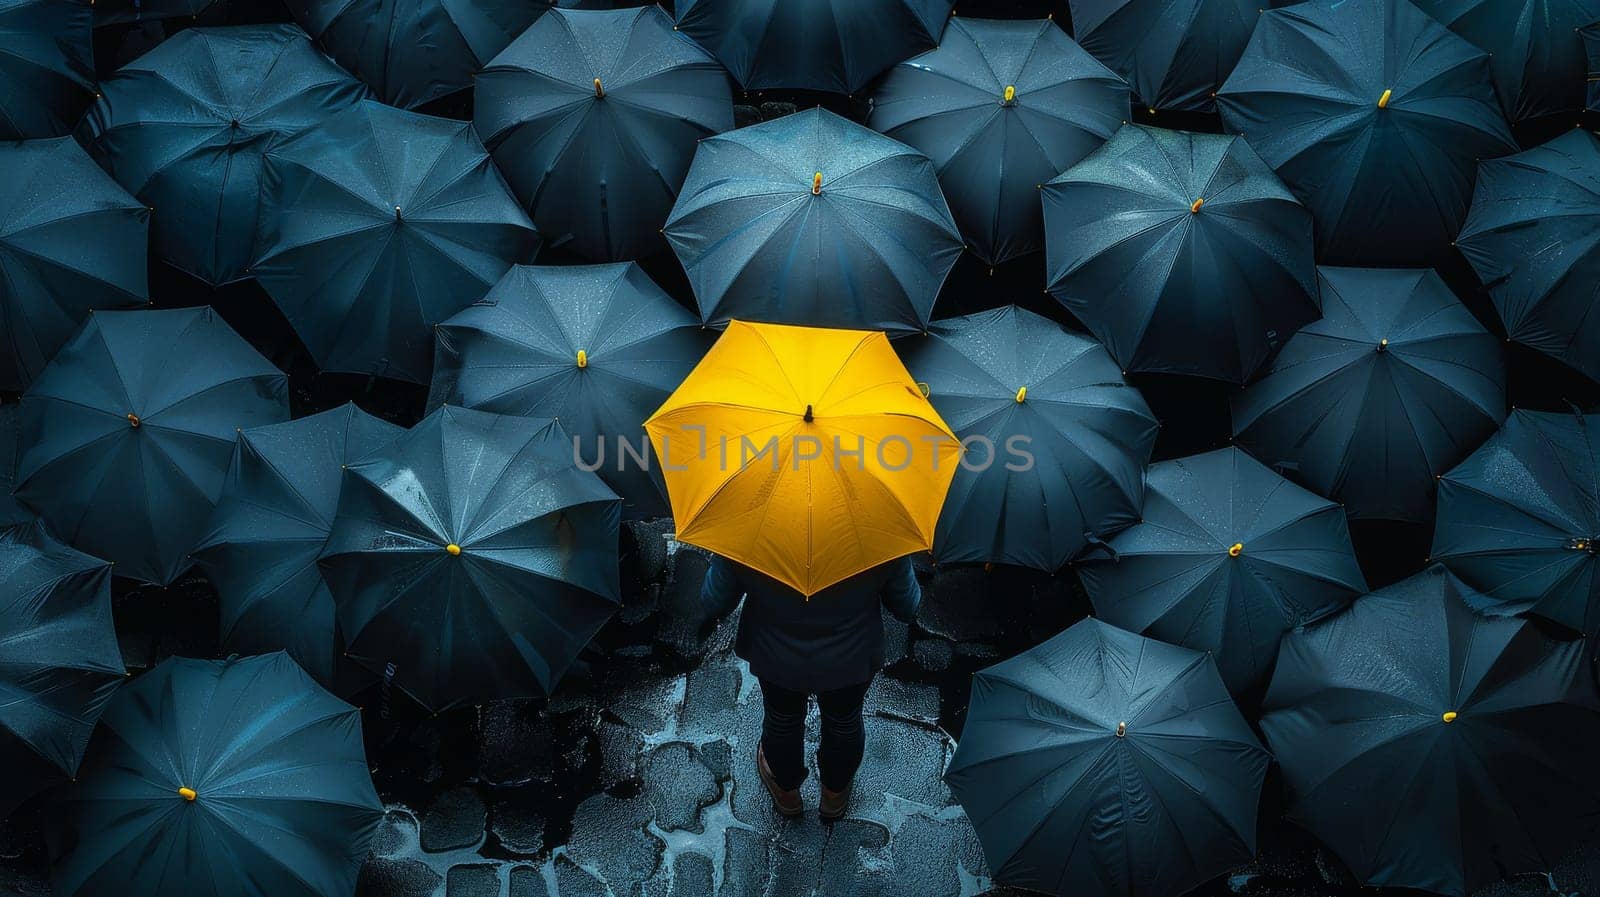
[1216,0,1517,267]
[1587,21,1600,111]
[49,653,383,897]
[1413,0,1600,122]
[1456,130,1600,384]
[0,402,30,527]
[254,100,539,385]
[93,0,214,25]
[1043,124,1318,383]
[1262,566,1600,897]
[0,0,93,139]
[1433,409,1600,636]
[79,24,367,286]
[321,406,621,712]
[284,0,541,109]
[0,523,122,817]
[901,305,1158,571]
[192,404,402,688]
[429,263,713,520]
[867,18,1128,266]
[475,5,733,262]
[674,0,955,95]
[1068,0,1255,113]
[1233,267,1505,523]
[1077,447,1367,695]
[664,108,963,334]
[1,138,149,392]
[948,618,1270,897]
[14,308,289,586]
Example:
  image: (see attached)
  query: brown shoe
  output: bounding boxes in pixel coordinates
[819,783,852,821]
[757,745,802,817]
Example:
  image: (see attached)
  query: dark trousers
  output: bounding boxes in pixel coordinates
[758,678,871,793]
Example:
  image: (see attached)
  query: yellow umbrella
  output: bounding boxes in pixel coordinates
[646,321,960,595]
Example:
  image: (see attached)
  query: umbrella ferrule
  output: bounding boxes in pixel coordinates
[1190,197,1204,213]
[1115,721,1127,737]
[803,404,814,423]
[1015,386,1026,403]
[594,77,604,99]
[1570,537,1594,553]
[126,413,141,429]
[1377,88,1392,108]
[1441,711,1457,723]
[812,172,823,195]
[1228,542,1243,557]
[394,206,403,223]
[576,349,588,369]
[445,543,461,556]
[1377,338,1389,352]
[1002,85,1016,105]
[178,787,196,801]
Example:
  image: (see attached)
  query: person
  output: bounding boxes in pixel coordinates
[700,553,921,821]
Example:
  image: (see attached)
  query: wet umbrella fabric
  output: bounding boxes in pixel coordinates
[475,5,733,262]
[1043,124,1318,383]
[1456,129,1600,384]
[947,618,1270,897]
[14,307,289,586]
[1262,567,1600,897]
[253,100,539,386]
[283,0,541,109]
[79,24,367,286]
[868,18,1128,265]
[1587,22,1600,111]
[0,0,93,140]
[673,0,954,95]
[1216,0,1516,267]
[0,404,30,527]
[0,138,149,393]
[1412,0,1600,122]
[645,320,960,596]
[48,653,383,897]
[192,404,402,687]
[1232,267,1505,523]
[0,523,122,816]
[901,305,1158,570]
[93,0,214,25]
[1077,447,1367,695]
[1432,409,1600,636]
[429,263,713,520]
[321,407,621,713]
[664,108,963,334]
[1068,0,1255,113]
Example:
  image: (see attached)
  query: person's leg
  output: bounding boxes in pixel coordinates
[814,680,872,794]
[758,678,810,790]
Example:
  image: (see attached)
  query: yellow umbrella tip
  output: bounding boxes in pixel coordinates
[445,543,462,556]
[1003,85,1016,103]
[1228,542,1244,557]
[1378,88,1392,108]
[1014,386,1027,403]
[594,77,604,98]
[812,172,823,195]
[178,787,197,801]
[1190,197,1204,213]
[576,349,588,369]
[1442,710,1458,723]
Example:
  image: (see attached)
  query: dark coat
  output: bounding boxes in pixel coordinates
[700,555,921,694]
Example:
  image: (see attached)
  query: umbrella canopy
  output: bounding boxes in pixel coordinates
[192,404,402,687]
[674,0,954,94]
[49,653,383,897]
[1587,22,1600,111]
[1456,129,1600,384]
[1413,0,1600,122]
[1043,124,1318,383]
[1233,267,1505,523]
[429,263,714,520]
[1077,447,1367,695]
[93,0,214,25]
[0,0,93,140]
[475,5,733,262]
[79,24,366,287]
[283,0,540,109]
[321,406,621,712]
[254,100,539,385]
[947,618,1270,897]
[867,18,1128,266]
[0,403,30,527]
[1432,409,1600,636]
[0,523,122,817]
[1068,0,1254,113]
[1216,0,1516,267]
[664,108,962,334]
[0,138,149,393]
[645,320,960,595]
[1262,566,1600,897]
[14,307,289,586]
[900,305,1158,570]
